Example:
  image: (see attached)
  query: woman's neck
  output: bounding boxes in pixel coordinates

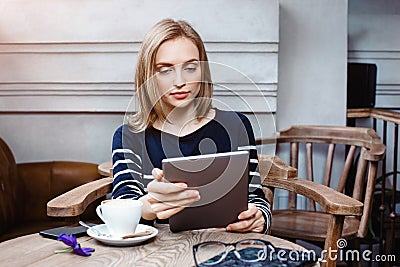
[166,104,197,128]
[153,105,215,137]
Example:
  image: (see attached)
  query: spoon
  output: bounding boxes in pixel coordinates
[79,221,110,237]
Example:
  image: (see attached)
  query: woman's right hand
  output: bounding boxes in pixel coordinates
[140,168,200,220]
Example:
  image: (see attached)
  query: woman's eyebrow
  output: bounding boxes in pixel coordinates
[155,62,173,67]
[184,59,199,63]
[155,59,199,67]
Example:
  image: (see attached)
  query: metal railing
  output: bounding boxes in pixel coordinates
[347,108,400,266]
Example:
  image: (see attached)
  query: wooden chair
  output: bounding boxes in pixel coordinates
[257,125,385,267]
[47,125,383,267]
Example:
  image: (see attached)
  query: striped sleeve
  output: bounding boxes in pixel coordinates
[111,126,146,200]
[238,113,272,234]
[249,190,272,234]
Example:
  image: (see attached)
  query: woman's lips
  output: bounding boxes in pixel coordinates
[170,91,189,99]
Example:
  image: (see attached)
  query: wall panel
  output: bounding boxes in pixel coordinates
[0,0,279,163]
[348,13,400,108]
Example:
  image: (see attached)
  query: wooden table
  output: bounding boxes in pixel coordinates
[0,224,318,267]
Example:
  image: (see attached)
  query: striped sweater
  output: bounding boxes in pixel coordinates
[111,109,271,233]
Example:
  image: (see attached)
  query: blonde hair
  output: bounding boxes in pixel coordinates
[129,19,213,132]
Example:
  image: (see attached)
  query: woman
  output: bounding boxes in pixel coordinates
[112,19,271,233]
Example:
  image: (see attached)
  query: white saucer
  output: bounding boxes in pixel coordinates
[87,224,158,246]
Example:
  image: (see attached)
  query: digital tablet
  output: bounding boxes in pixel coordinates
[162,150,249,232]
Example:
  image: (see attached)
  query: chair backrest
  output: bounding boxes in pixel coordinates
[0,138,21,235]
[0,137,102,236]
[17,161,102,222]
[259,125,385,238]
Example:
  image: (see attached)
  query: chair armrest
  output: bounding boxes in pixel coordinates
[258,155,298,180]
[258,155,363,216]
[47,177,113,217]
[257,155,297,205]
[98,161,112,177]
[264,177,363,216]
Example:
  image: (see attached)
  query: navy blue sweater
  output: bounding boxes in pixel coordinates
[111,109,271,232]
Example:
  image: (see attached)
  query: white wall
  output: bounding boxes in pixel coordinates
[349,0,400,108]
[277,0,348,130]
[0,113,123,163]
[348,0,400,194]
[273,0,348,209]
[0,0,278,163]
[0,0,279,113]
[0,0,352,164]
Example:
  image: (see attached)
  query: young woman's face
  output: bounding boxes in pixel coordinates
[154,37,201,111]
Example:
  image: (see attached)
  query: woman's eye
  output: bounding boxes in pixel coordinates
[158,67,173,75]
[184,65,198,72]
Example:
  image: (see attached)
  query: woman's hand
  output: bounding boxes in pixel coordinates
[141,168,200,220]
[226,203,265,233]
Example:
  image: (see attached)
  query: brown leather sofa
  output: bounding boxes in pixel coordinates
[0,137,102,242]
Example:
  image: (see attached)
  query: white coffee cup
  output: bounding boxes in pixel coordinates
[96,199,143,237]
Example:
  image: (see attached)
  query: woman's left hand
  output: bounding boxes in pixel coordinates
[226,203,265,233]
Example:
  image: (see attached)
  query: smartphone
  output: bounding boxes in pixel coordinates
[39,224,96,240]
